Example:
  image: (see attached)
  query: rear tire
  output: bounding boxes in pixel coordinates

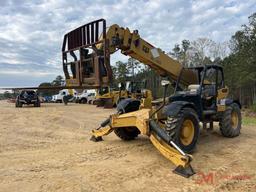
[114,105,141,140]
[165,108,200,153]
[80,98,87,104]
[219,103,241,137]
[114,127,140,141]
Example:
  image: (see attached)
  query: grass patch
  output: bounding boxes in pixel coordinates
[243,116,256,126]
[251,103,256,113]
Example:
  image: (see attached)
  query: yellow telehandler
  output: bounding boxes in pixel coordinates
[95,80,152,108]
[62,19,242,177]
[94,85,127,108]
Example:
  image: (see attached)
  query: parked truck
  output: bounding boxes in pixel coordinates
[76,89,96,104]
[52,89,77,103]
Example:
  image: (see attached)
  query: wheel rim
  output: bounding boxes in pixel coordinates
[180,119,195,146]
[231,111,239,129]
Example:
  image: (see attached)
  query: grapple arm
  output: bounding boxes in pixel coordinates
[62,19,197,89]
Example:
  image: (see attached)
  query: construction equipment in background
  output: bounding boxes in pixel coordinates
[51,89,77,104]
[94,80,152,108]
[62,19,242,177]
[94,85,127,108]
[124,80,153,109]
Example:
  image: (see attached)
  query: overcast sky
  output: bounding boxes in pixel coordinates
[0,0,255,87]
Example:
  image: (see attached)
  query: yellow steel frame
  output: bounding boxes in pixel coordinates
[217,87,229,111]
[150,133,191,167]
[91,108,193,169]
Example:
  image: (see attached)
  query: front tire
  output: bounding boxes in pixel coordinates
[219,103,241,137]
[15,100,22,108]
[165,108,200,153]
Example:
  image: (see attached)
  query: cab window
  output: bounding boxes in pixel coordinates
[203,68,217,85]
[217,70,224,89]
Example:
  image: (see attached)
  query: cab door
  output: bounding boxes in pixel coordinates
[201,67,218,111]
[216,68,229,111]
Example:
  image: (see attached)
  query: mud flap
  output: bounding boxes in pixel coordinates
[173,165,195,178]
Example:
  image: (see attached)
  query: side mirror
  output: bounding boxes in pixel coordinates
[161,80,170,87]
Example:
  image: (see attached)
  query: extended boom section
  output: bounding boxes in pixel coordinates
[62,19,197,88]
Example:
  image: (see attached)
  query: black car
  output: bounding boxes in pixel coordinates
[16,90,41,108]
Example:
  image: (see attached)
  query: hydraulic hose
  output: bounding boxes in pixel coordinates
[149,119,186,156]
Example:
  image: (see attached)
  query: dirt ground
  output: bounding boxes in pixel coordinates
[0,101,255,192]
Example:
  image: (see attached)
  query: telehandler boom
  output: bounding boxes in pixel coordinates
[62,19,242,177]
[62,19,197,88]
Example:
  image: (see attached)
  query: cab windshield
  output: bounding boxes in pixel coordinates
[174,68,200,94]
[98,87,109,95]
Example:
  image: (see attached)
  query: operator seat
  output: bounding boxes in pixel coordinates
[202,84,216,110]
[188,84,200,93]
